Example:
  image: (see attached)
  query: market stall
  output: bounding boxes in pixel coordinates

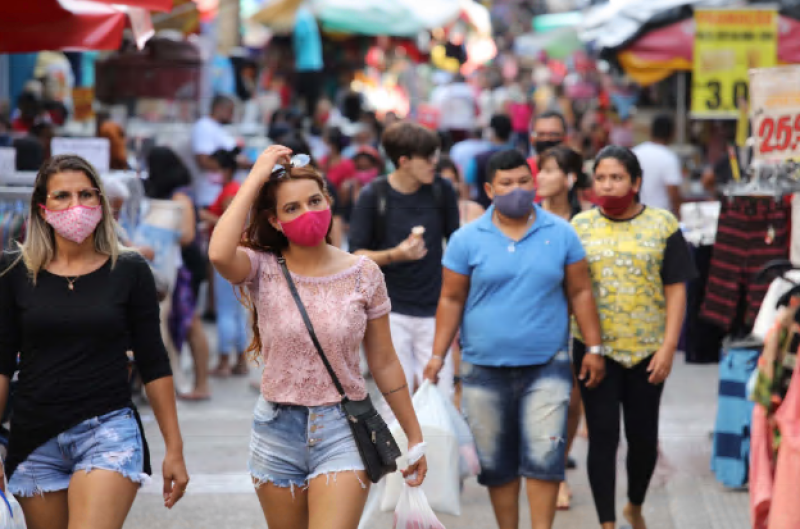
[0,0,171,53]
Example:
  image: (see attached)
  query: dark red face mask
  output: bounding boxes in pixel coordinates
[594,189,636,216]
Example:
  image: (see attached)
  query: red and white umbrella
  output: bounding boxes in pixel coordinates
[0,0,171,53]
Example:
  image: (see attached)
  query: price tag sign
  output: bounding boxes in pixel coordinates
[0,147,15,178]
[51,138,111,173]
[750,66,800,161]
[691,8,777,119]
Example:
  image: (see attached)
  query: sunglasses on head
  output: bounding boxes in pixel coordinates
[271,154,311,179]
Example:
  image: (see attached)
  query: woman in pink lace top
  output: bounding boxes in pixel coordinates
[209,145,426,529]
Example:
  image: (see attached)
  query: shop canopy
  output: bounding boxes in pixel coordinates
[580,0,800,86]
[616,15,800,85]
[0,0,171,53]
[252,0,462,36]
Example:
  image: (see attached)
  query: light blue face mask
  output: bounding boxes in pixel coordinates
[493,187,536,219]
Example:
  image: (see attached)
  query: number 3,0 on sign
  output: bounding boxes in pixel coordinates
[750,66,800,161]
[691,8,777,119]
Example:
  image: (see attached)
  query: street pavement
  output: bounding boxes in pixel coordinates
[125,332,750,529]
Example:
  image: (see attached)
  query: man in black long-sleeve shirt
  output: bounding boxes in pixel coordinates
[349,122,460,397]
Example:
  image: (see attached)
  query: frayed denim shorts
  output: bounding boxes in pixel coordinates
[249,397,365,493]
[461,350,573,486]
[8,408,147,497]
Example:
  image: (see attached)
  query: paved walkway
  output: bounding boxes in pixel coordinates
[126,344,750,529]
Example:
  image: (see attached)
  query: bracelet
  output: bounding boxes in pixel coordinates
[453,375,462,385]
[431,354,446,362]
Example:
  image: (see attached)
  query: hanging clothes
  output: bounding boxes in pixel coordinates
[711,347,760,488]
[701,197,790,333]
[768,347,800,529]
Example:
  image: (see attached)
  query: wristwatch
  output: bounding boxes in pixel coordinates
[588,345,605,356]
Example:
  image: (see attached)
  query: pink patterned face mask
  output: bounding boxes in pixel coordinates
[41,205,104,244]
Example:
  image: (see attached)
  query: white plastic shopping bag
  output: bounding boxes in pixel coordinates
[382,381,460,515]
[393,484,446,529]
[442,396,480,480]
[0,488,27,529]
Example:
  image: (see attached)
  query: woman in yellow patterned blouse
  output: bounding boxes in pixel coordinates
[571,146,696,529]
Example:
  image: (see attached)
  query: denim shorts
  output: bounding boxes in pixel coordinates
[248,397,365,493]
[8,408,146,497]
[461,350,572,486]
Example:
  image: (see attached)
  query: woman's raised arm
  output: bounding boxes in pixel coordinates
[209,145,292,284]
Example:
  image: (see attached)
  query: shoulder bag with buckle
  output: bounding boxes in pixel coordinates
[277,254,402,483]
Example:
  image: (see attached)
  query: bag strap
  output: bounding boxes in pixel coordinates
[371,176,390,250]
[276,254,348,401]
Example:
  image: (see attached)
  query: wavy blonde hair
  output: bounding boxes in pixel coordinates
[4,155,129,282]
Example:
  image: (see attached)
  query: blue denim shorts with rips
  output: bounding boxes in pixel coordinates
[461,349,573,486]
[8,408,147,497]
[248,397,366,495]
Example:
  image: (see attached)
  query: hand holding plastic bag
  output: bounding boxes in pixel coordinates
[393,483,446,529]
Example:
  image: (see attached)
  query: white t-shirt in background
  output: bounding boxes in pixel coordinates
[191,116,237,206]
[633,141,683,211]
[431,82,477,131]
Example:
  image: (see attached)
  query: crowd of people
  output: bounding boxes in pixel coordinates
[0,62,705,529]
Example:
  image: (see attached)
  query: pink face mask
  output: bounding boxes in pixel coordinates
[279,208,332,247]
[41,204,104,244]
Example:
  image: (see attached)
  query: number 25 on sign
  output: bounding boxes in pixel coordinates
[757,114,800,155]
[750,66,800,161]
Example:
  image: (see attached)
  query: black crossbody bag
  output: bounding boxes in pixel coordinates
[277,254,402,483]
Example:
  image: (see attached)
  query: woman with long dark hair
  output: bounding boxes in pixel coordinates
[202,147,250,377]
[209,145,427,529]
[571,146,696,529]
[146,146,211,401]
[0,155,188,529]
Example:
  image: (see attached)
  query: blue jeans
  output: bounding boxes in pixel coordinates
[214,270,249,356]
[461,350,573,486]
[8,408,146,497]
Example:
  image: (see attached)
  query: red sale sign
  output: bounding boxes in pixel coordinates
[750,66,800,161]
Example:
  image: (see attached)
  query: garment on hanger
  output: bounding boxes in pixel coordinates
[701,196,790,333]
[770,356,800,529]
[711,347,760,488]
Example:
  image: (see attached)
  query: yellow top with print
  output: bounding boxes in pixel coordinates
[571,207,687,368]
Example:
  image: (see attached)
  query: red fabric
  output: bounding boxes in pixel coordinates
[0,0,126,53]
[509,103,533,133]
[323,157,356,189]
[528,157,543,203]
[208,182,241,218]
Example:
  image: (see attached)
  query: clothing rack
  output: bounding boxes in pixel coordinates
[724,160,800,199]
[0,172,36,187]
[0,186,32,250]
[0,186,33,201]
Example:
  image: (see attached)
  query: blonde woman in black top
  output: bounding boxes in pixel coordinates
[0,155,189,529]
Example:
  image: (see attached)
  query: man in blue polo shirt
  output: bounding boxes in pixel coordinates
[424,149,605,529]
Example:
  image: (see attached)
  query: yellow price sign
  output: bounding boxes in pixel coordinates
[691,8,777,119]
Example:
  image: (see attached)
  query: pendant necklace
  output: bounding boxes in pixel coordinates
[66,276,79,291]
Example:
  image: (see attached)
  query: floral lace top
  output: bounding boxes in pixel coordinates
[240,250,391,406]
